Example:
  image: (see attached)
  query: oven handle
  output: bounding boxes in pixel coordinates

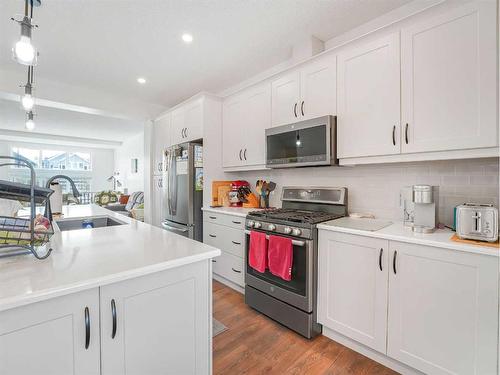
[244,230,306,247]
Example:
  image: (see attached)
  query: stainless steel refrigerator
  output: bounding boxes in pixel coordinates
[161,142,203,241]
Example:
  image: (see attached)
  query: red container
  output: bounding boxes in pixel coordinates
[229,180,250,207]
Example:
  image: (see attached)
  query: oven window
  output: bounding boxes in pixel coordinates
[267,125,326,161]
[246,239,307,296]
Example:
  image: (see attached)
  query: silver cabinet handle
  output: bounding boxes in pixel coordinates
[231,268,242,274]
[379,248,383,271]
[209,234,216,238]
[301,100,304,116]
[111,299,117,339]
[243,149,247,160]
[209,216,217,220]
[393,251,398,274]
[84,307,90,350]
[232,220,242,224]
[392,126,396,146]
[405,124,409,144]
[232,241,241,245]
[239,149,242,161]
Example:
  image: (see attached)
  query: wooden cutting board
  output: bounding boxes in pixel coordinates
[450,234,499,248]
[211,181,232,206]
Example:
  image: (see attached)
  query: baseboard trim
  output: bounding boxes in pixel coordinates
[213,274,245,294]
[322,327,424,375]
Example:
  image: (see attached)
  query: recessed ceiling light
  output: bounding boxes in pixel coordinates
[137,77,146,84]
[182,33,193,43]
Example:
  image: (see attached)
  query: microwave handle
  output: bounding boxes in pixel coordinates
[244,230,305,247]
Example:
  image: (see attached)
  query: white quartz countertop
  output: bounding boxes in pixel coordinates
[202,206,256,218]
[317,219,499,257]
[0,204,220,312]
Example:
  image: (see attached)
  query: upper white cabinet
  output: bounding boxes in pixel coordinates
[152,113,171,175]
[152,175,165,227]
[100,262,211,375]
[0,288,101,375]
[171,97,204,145]
[318,231,389,353]
[271,54,336,127]
[222,82,271,170]
[337,33,401,159]
[401,1,497,153]
[387,241,498,375]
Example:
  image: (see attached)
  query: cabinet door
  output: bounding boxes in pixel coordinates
[0,288,100,375]
[387,242,498,375]
[317,231,389,353]
[152,175,165,227]
[401,2,497,153]
[100,261,211,375]
[153,114,171,175]
[241,83,271,166]
[170,107,185,146]
[300,55,337,120]
[183,98,204,142]
[337,33,401,159]
[222,94,244,168]
[271,70,300,126]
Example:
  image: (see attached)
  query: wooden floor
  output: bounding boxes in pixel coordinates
[213,280,399,375]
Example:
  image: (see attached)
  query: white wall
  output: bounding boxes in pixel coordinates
[114,132,145,193]
[0,139,115,191]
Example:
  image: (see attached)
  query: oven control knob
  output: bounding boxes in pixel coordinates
[268,224,276,231]
[292,228,302,236]
[254,222,262,229]
[283,227,292,234]
[247,220,255,228]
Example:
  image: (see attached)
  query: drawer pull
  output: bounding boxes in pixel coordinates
[379,248,383,271]
[231,241,241,245]
[111,299,117,339]
[231,268,242,274]
[232,220,242,224]
[211,259,217,263]
[84,307,90,350]
[209,216,217,219]
[209,234,217,238]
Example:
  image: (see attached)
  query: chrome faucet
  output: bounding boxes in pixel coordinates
[45,175,81,221]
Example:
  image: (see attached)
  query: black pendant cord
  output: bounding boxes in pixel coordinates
[30,0,34,18]
[24,0,28,17]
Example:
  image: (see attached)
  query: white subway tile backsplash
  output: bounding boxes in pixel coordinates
[232,158,499,227]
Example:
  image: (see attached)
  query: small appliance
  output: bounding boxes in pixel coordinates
[265,115,337,168]
[229,180,250,207]
[245,186,348,338]
[456,204,498,242]
[400,185,439,233]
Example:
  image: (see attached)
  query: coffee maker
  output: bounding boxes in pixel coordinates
[400,185,439,233]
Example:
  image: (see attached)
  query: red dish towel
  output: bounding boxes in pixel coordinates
[268,235,293,281]
[249,231,267,273]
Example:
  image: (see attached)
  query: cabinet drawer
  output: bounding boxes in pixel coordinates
[203,222,245,258]
[203,212,245,230]
[212,251,245,287]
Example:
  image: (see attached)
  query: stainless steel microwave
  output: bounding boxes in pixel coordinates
[265,115,337,168]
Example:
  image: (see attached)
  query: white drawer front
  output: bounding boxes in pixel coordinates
[212,251,245,287]
[204,221,245,258]
[203,212,245,230]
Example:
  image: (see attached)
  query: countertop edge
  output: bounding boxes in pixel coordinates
[317,223,499,257]
[202,206,252,218]
[0,248,221,312]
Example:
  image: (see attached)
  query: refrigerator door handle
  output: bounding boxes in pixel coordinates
[161,222,189,233]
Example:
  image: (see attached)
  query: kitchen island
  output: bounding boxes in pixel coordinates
[0,204,220,375]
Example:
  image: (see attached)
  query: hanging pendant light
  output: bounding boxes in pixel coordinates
[25,111,35,130]
[11,0,38,66]
[20,66,35,111]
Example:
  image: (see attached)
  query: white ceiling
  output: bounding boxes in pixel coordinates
[0,0,412,109]
[0,98,141,142]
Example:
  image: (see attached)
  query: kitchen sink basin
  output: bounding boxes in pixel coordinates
[55,215,127,232]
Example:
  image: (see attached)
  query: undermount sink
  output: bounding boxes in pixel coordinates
[54,215,127,232]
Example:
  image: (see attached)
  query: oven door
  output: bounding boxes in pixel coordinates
[265,115,336,168]
[245,230,314,312]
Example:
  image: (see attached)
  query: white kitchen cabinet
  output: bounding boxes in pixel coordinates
[0,288,100,375]
[401,1,497,153]
[100,261,211,375]
[152,175,165,227]
[153,113,171,175]
[337,33,401,159]
[222,82,271,170]
[387,241,498,375]
[171,97,204,145]
[318,231,389,353]
[271,54,336,127]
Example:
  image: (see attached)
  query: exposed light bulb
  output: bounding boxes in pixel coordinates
[137,77,146,84]
[21,93,34,111]
[296,140,301,146]
[182,33,193,43]
[25,111,35,130]
[13,35,36,66]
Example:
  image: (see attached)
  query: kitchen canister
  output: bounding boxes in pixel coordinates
[49,182,63,214]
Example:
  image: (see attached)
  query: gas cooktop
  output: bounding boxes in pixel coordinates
[248,208,343,225]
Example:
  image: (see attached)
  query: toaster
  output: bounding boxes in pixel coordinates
[456,204,498,242]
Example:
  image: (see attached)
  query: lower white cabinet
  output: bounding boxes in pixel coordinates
[318,232,389,353]
[100,261,211,375]
[387,241,498,375]
[318,230,498,375]
[0,261,212,375]
[0,288,101,375]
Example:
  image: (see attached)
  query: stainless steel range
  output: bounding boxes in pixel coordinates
[244,187,348,338]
